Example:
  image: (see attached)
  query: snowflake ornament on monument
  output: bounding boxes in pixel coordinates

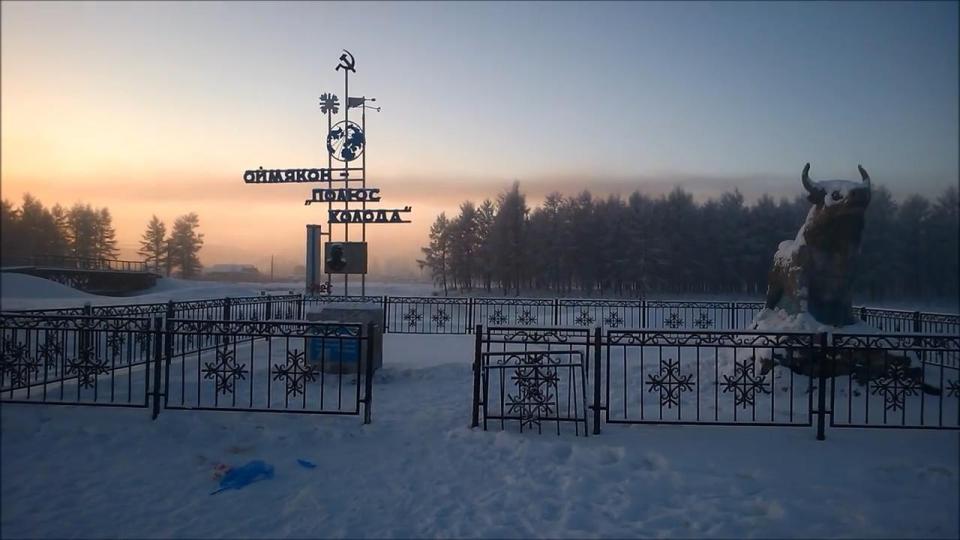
[319,93,340,115]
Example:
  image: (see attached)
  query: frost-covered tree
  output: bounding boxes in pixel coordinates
[168,213,204,278]
[418,213,451,295]
[138,215,167,273]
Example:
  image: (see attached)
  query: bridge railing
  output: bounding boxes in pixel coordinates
[1,255,149,273]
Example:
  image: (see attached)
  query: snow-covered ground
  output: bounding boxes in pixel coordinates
[1,276,958,538]
[2,333,958,538]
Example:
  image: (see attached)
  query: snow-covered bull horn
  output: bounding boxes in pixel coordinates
[858,164,871,190]
[801,163,824,198]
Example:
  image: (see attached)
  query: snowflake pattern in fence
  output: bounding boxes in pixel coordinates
[946,379,960,398]
[402,307,423,329]
[1,339,39,387]
[106,333,125,357]
[720,359,770,409]
[38,336,63,372]
[645,358,695,408]
[516,310,538,326]
[431,309,451,329]
[870,363,919,411]
[693,311,713,329]
[487,309,508,325]
[65,347,110,389]
[575,309,594,326]
[664,312,684,329]
[202,346,248,396]
[272,349,318,398]
[603,310,624,328]
[505,355,560,429]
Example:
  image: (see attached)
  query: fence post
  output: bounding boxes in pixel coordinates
[382,296,389,332]
[165,300,175,323]
[80,302,93,355]
[859,306,867,323]
[816,332,829,441]
[553,298,560,326]
[466,297,474,333]
[162,308,174,409]
[912,311,922,333]
[592,326,602,435]
[363,322,375,424]
[640,299,647,328]
[221,297,232,346]
[297,294,304,319]
[265,295,273,320]
[151,317,164,420]
[471,324,483,428]
[729,303,737,329]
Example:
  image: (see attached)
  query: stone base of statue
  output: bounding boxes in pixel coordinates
[751,307,939,395]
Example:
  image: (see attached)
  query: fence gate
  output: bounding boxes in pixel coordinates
[472,326,595,436]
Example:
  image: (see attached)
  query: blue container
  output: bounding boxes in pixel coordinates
[308,334,359,364]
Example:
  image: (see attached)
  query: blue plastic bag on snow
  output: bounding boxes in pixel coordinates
[210,460,274,495]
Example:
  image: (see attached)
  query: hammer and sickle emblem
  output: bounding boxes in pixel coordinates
[336,49,356,73]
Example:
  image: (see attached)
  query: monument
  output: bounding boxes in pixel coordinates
[753,163,873,331]
[752,164,939,395]
[242,50,412,298]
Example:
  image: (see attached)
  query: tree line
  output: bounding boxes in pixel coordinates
[1,194,205,278]
[419,182,959,302]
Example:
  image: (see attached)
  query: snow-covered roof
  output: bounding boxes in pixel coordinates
[205,264,259,274]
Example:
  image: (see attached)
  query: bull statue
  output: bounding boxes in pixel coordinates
[763,163,871,327]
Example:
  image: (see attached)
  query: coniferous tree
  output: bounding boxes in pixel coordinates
[418,182,958,304]
[449,202,480,291]
[49,204,71,257]
[94,208,119,260]
[490,182,528,295]
[168,213,204,278]
[1,199,22,262]
[138,215,167,273]
[67,203,98,259]
[418,213,451,295]
[928,187,959,299]
[475,199,497,292]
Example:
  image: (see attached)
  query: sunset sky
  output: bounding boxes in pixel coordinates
[2,1,957,276]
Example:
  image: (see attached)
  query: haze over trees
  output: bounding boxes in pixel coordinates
[1,195,119,262]
[420,182,959,302]
[1,195,205,278]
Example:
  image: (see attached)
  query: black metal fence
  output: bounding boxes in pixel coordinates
[0,314,159,408]
[12,294,958,336]
[473,325,960,439]
[299,295,958,335]
[162,319,375,421]
[0,313,375,423]
[828,333,960,429]
[857,307,960,335]
[603,330,816,427]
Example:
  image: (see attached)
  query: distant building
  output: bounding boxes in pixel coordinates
[203,263,262,282]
